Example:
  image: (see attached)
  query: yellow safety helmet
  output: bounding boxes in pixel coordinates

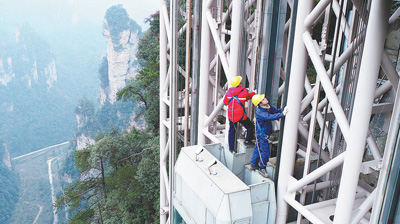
[252,94,265,106]
[230,76,242,87]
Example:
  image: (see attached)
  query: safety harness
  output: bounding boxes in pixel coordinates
[228,89,246,122]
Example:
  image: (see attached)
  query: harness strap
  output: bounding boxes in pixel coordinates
[228,89,246,121]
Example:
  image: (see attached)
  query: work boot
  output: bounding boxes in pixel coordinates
[250,164,259,171]
[243,140,255,146]
[258,169,269,178]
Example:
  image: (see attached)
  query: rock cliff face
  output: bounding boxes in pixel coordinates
[76,134,95,151]
[1,143,12,170]
[101,23,140,106]
[0,58,14,86]
[0,57,56,89]
[72,6,143,152]
[0,24,57,90]
[0,22,65,157]
[74,104,96,150]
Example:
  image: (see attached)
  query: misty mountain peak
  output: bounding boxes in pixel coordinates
[0,23,57,90]
[100,5,141,105]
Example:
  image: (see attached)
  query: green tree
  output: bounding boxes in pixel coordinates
[118,12,160,131]
[0,165,19,223]
[136,13,160,67]
[55,129,159,224]
[57,8,161,223]
[117,63,159,130]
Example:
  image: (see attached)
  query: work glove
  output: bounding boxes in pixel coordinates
[283,106,289,116]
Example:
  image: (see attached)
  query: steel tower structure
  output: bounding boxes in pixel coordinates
[160,0,400,223]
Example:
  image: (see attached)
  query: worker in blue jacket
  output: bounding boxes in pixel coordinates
[250,94,288,178]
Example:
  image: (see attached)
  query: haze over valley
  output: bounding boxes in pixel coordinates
[0,0,159,222]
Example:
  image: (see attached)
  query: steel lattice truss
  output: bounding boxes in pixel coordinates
[160,0,400,223]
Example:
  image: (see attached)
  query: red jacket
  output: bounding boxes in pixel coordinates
[223,86,255,123]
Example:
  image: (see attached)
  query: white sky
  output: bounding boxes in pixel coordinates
[69,0,160,30]
[0,0,160,31]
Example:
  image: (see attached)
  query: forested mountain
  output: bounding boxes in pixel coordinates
[0,22,74,157]
[0,1,159,222]
[0,21,102,224]
[0,2,130,223]
[0,11,105,158]
[55,6,160,223]
[68,4,143,152]
[0,23,70,222]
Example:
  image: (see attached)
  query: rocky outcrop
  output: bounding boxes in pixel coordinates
[74,101,96,150]
[101,21,140,106]
[44,60,57,89]
[76,113,88,130]
[2,143,12,170]
[76,134,95,151]
[0,58,15,86]
[26,59,57,89]
[0,24,58,89]
[74,116,95,151]
[100,88,107,107]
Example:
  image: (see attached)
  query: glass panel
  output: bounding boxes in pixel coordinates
[173,208,186,224]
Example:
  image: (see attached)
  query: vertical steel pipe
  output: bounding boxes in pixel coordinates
[184,0,192,146]
[159,0,168,223]
[168,0,179,222]
[229,0,244,80]
[198,0,213,144]
[333,1,392,223]
[297,75,322,223]
[190,0,201,146]
[275,0,299,190]
[276,0,313,222]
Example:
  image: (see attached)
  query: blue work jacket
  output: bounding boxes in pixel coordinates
[255,105,284,138]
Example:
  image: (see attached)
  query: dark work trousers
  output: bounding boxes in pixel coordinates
[251,136,270,169]
[228,118,254,151]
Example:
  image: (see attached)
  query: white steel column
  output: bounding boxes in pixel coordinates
[197,0,213,145]
[333,1,392,223]
[159,0,168,222]
[276,0,313,223]
[190,0,201,145]
[168,0,179,222]
[184,0,192,146]
[229,0,244,79]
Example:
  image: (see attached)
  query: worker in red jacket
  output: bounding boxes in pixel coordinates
[223,76,256,152]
